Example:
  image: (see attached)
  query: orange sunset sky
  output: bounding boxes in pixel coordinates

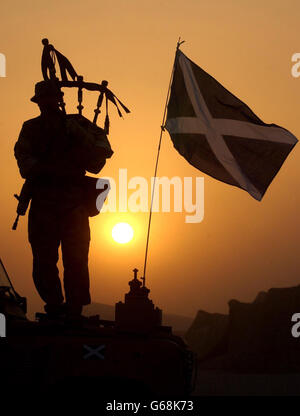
[1,0,300,319]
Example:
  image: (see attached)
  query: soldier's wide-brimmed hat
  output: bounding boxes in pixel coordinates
[31,80,63,103]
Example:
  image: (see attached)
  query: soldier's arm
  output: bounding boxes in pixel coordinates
[14,122,39,179]
[15,120,73,179]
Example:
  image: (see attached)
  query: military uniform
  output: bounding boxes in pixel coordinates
[14,110,113,310]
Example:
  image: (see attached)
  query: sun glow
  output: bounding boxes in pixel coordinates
[112,222,134,244]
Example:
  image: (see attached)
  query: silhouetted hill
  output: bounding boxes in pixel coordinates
[187,285,300,373]
[185,310,228,359]
[83,302,193,332]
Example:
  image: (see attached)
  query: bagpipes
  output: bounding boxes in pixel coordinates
[12,38,130,230]
[40,38,130,133]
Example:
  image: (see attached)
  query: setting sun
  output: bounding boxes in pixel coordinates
[112,223,134,244]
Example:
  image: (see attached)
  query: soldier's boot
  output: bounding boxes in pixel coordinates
[44,302,68,319]
[64,304,84,327]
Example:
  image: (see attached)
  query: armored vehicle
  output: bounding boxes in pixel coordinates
[0,260,196,396]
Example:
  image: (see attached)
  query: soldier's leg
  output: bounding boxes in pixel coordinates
[28,204,64,306]
[61,205,91,307]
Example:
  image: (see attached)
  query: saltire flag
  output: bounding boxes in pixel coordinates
[165,49,298,201]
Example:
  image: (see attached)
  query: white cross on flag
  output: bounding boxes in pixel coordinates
[165,50,298,200]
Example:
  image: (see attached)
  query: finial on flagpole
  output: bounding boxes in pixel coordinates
[177,37,185,50]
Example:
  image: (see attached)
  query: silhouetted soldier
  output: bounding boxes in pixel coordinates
[14,80,113,323]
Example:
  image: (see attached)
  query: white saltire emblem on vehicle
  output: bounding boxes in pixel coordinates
[83,344,105,359]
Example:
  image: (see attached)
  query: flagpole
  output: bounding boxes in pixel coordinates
[141,38,185,286]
